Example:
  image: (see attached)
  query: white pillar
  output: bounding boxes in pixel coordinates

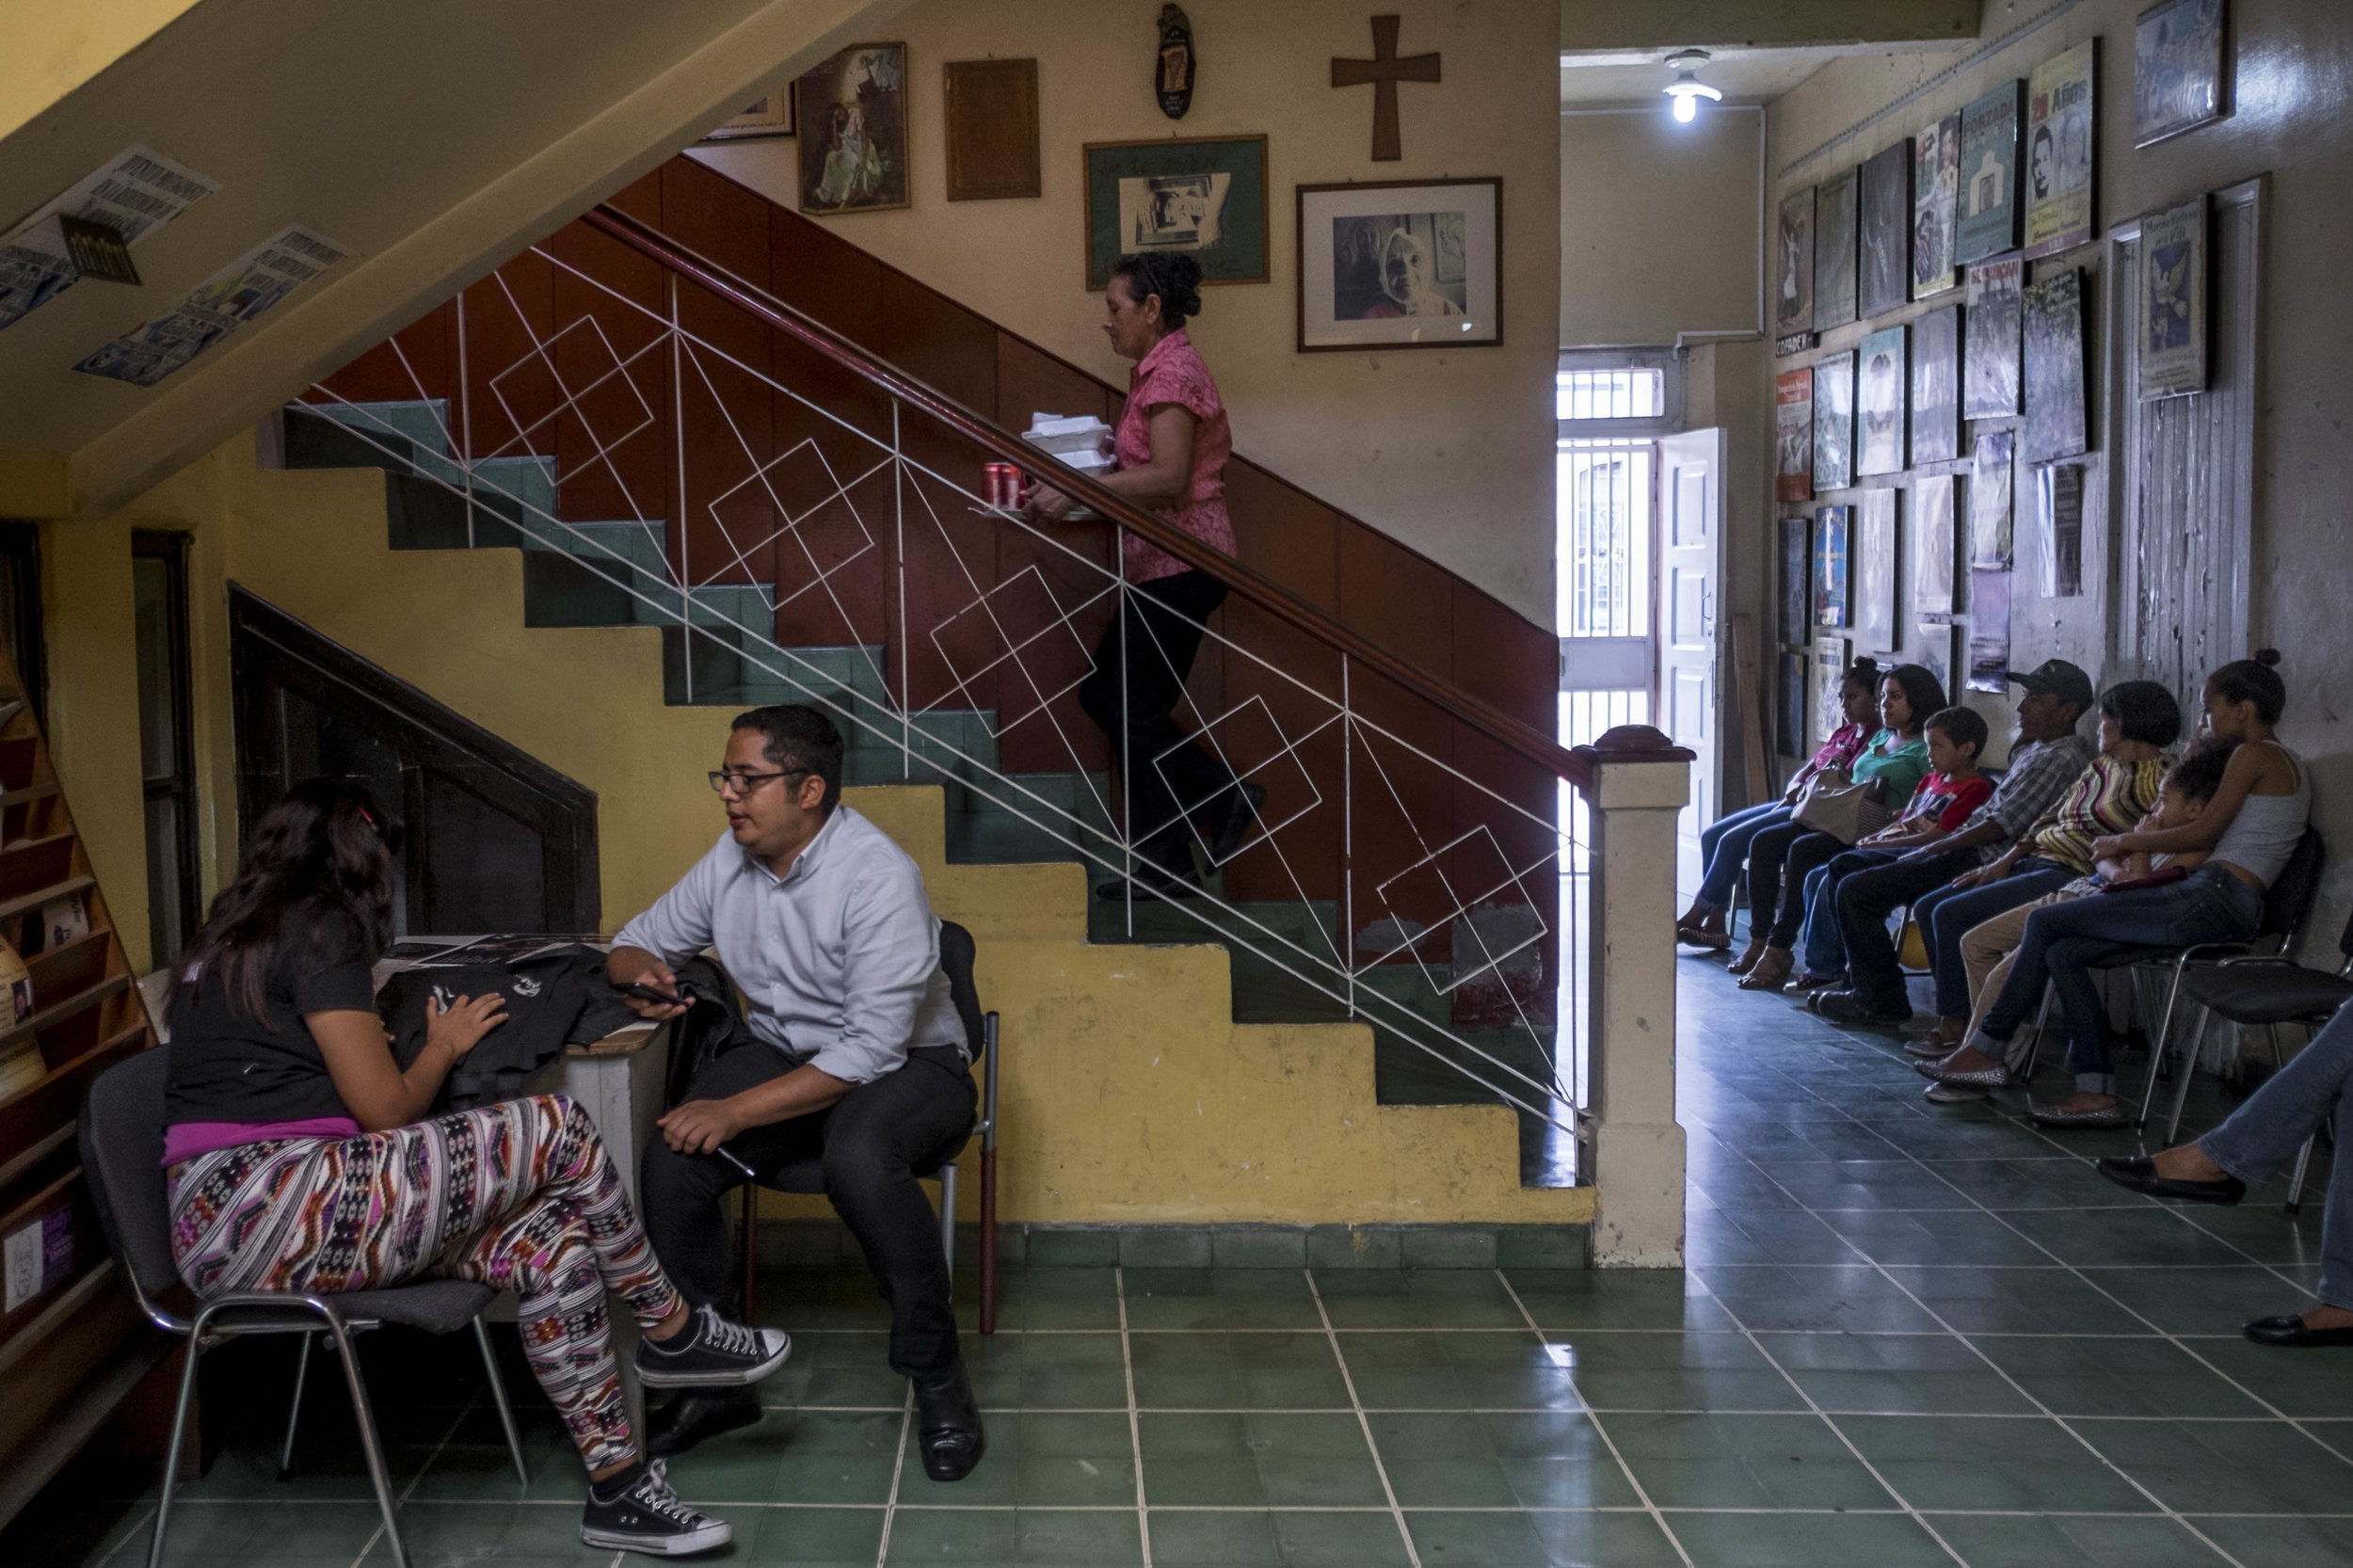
[1580,730,1689,1269]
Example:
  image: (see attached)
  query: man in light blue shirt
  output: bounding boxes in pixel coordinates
[610,705,984,1480]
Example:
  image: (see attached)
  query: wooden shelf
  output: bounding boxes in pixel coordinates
[0,973,128,1060]
[0,875,95,927]
[0,783,57,810]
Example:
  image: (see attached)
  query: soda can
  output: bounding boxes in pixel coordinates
[983,462,1020,508]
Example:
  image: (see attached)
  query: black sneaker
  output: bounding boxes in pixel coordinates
[635,1303,792,1388]
[580,1460,731,1555]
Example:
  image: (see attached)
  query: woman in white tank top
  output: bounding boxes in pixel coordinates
[1927,652,2307,1128]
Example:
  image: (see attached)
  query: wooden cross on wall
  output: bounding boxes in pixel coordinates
[1332,14,1440,162]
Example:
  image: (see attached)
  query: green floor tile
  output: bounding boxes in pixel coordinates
[1756,1329,2038,1415]
[1920,1512,2231,1567]
[896,1412,1135,1508]
[1663,1509,1949,1567]
[965,1330,1128,1410]
[884,1506,1143,1564]
[743,1505,889,1565]
[1401,1507,1672,1567]
[1693,1263,1946,1334]
[1502,1270,1735,1332]
[2073,1416,2353,1513]
[1837,1412,2158,1512]
[2193,1512,2353,1567]
[1310,1269,1529,1329]
[1139,1413,1385,1508]
[1594,1411,1891,1511]
[1970,1335,2270,1418]
[1128,1331,1349,1410]
[1337,1330,1584,1411]
[2084,1264,2313,1336]
[1877,1263,2153,1335]
[1121,1269,1321,1332]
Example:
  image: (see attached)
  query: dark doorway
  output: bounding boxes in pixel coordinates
[229,587,600,936]
[0,521,45,727]
[134,532,203,966]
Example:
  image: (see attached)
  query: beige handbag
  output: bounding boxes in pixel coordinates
[1791,771,1891,844]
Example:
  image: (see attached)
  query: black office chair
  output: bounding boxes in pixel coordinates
[81,1047,527,1568]
[734,920,1002,1332]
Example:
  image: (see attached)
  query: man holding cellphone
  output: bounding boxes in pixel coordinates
[607,705,984,1479]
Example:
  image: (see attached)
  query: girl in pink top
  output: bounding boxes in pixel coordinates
[1030,254,1256,901]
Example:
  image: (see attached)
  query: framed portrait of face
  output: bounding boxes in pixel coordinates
[1296,178,1500,352]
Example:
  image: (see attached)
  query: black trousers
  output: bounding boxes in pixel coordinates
[1835,847,1980,1015]
[1078,569,1239,876]
[640,1042,977,1381]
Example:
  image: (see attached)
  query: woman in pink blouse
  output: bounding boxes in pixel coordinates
[1031,253,1257,900]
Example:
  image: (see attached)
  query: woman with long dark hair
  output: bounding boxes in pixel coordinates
[163,779,790,1556]
[1737,663,1948,992]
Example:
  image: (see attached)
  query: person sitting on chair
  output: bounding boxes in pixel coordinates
[611,704,985,1479]
[165,778,788,1558]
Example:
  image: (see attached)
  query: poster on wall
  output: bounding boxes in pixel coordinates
[2138,194,2208,399]
[1856,326,1907,478]
[1776,186,1817,337]
[74,225,348,388]
[1858,139,1913,320]
[0,145,218,332]
[1295,178,1497,350]
[1956,81,2026,264]
[1775,369,1815,502]
[1916,622,1960,699]
[1814,504,1852,628]
[1966,568,2012,692]
[2135,0,2228,148]
[1814,635,1852,749]
[795,43,910,216]
[1911,304,1961,466]
[1780,649,1810,759]
[1092,136,1271,288]
[2025,40,2099,259]
[2023,267,2089,462]
[1855,487,1900,655]
[1812,351,1855,491]
[1780,514,1812,647]
[2038,461,2086,598]
[1914,472,1959,623]
[1913,113,1961,298]
[1969,430,2016,568]
[1814,168,1858,331]
[1962,254,2024,420]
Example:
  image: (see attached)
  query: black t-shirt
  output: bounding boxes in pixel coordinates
[163,914,377,1126]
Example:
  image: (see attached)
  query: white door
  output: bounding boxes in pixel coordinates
[1657,428,1725,897]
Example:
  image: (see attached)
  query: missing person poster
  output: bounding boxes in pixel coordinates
[74,225,347,388]
[0,146,218,331]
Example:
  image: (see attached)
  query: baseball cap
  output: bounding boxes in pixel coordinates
[2004,658,2095,712]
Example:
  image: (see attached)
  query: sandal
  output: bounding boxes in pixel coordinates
[1677,926,1733,951]
[1737,948,1793,991]
[1726,937,1769,975]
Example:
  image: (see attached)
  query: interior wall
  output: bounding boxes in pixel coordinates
[688,0,1562,626]
[1559,107,1764,347]
[1745,0,2353,937]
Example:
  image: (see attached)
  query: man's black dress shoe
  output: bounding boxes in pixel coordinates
[1812,990,1913,1026]
[2244,1314,2353,1348]
[646,1384,762,1458]
[915,1364,986,1481]
[2095,1156,2247,1206]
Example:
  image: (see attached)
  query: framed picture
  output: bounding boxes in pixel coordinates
[1776,186,1817,336]
[1814,635,1853,749]
[2025,40,2099,260]
[1966,569,2012,693]
[1911,304,1961,466]
[1779,513,1811,647]
[1913,472,1959,623]
[1855,487,1900,655]
[2136,0,2228,148]
[1775,369,1814,503]
[1090,136,1271,290]
[1780,649,1810,760]
[1296,177,1497,351]
[1913,112,1961,297]
[1813,351,1854,492]
[1858,139,1913,320]
[1956,81,2025,264]
[1856,327,1907,478]
[1916,621,1959,699]
[1814,504,1852,629]
[1970,430,2016,568]
[796,43,909,216]
[944,58,1040,201]
[1813,167,1858,330]
[1962,253,2024,420]
[704,91,793,141]
[2023,267,2089,463]
[2138,194,2208,399]
[2038,461,2087,598]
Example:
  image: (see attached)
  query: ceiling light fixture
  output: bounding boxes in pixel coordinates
[1662,49,1722,122]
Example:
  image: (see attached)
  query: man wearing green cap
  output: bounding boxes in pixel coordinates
[1813,660,2097,1026]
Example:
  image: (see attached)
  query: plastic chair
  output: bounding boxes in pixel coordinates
[79,1047,527,1568]
[734,920,1003,1333]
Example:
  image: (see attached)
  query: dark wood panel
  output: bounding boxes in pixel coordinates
[879,272,998,422]
[1451,578,1556,733]
[1337,522,1452,676]
[1224,462,1338,614]
[770,207,886,348]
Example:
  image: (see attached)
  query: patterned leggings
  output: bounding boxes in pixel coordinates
[168,1094,680,1473]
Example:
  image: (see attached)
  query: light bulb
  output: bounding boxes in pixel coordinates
[1673,92,1696,122]
[1661,49,1721,123]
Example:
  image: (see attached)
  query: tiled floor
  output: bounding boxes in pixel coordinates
[10,960,2346,1567]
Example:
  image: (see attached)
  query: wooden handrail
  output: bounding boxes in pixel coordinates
[582,204,1659,787]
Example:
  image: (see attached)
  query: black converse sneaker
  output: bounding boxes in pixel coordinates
[580,1459,731,1555]
[635,1303,792,1387]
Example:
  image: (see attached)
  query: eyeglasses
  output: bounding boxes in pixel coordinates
[707,769,808,798]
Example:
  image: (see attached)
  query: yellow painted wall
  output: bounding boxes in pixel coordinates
[1559,107,1763,347]
[689,0,1563,626]
[0,0,204,144]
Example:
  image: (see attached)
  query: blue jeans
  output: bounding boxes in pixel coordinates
[1799,847,1901,976]
[1692,801,1792,914]
[1978,866,2264,1091]
[1915,858,2081,1018]
[2202,1000,2353,1309]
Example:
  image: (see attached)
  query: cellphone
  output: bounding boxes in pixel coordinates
[617,980,695,1008]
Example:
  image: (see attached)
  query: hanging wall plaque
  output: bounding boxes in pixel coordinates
[1157,7,1196,120]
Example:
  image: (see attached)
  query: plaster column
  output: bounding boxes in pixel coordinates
[1579,727,1690,1269]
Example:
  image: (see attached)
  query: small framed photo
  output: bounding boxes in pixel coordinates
[2135,0,2228,148]
[1297,178,1500,352]
[1814,504,1852,629]
[1813,635,1853,749]
[703,91,794,142]
[796,43,909,216]
[1084,136,1269,291]
[2138,194,2208,399]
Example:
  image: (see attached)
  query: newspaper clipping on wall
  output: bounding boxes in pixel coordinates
[0,146,218,332]
[75,225,348,388]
